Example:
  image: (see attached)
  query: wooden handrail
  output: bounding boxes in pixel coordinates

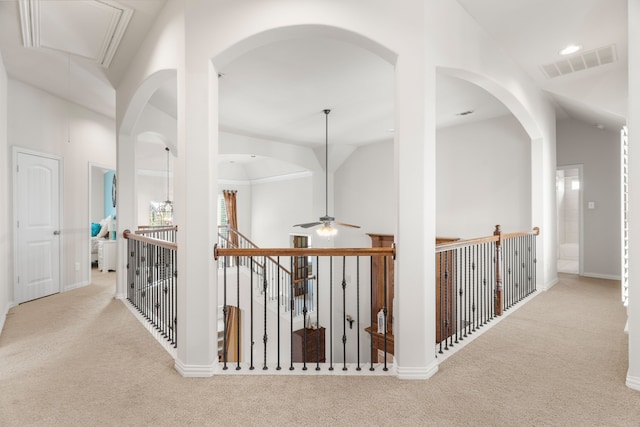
[215,246,395,260]
[218,225,293,275]
[136,225,178,235]
[435,227,539,253]
[218,225,260,250]
[434,225,539,318]
[123,229,177,251]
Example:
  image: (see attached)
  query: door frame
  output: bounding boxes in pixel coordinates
[88,161,115,285]
[12,147,64,303]
[556,164,583,275]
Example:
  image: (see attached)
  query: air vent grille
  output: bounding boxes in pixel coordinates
[541,44,617,79]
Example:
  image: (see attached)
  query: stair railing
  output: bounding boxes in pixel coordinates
[217,225,304,316]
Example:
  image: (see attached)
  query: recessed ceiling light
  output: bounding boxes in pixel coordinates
[456,110,474,116]
[559,44,582,56]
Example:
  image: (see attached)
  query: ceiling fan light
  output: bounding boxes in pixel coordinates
[317,224,338,237]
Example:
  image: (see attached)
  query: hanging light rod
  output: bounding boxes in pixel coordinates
[293,109,360,237]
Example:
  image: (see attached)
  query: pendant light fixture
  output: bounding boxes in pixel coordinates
[157,146,173,225]
[294,109,360,237]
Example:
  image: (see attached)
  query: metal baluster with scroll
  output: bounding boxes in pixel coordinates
[124,229,178,348]
[435,226,539,354]
[214,246,395,374]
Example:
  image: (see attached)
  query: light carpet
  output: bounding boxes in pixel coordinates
[1,271,638,426]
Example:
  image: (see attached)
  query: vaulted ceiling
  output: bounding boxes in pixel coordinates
[0,0,628,171]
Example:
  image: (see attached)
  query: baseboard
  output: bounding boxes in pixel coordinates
[0,301,13,337]
[64,280,89,292]
[544,277,559,291]
[121,299,177,359]
[626,373,640,392]
[581,272,621,281]
[396,359,439,380]
[174,359,217,378]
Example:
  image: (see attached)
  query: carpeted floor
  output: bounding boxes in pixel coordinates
[0,270,638,426]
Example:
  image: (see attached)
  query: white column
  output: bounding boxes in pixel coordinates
[115,133,136,300]
[626,0,640,392]
[393,23,438,379]
[173,18,218,376]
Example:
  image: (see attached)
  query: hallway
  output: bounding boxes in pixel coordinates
[0,272,638,426]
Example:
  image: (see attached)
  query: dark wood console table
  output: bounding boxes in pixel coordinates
[292,327,325,363]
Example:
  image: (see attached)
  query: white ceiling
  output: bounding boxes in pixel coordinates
[0,0,167,118]
[0,0,629,176]
[457,0,628,130]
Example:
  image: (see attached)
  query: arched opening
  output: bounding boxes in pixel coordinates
[212,27,397,366]
[115,70,177,299]
[435,71,533,239]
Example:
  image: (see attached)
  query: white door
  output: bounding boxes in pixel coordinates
[15,151,61,303]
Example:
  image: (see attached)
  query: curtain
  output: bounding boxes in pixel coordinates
[223,190,238,247]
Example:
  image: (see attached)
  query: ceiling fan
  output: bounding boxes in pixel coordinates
[294,109,361,237]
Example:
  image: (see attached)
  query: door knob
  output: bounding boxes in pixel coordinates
[53,230,60,235]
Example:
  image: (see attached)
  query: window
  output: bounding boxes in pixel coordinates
[218,194,229,243]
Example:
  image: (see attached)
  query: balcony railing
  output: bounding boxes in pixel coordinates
[214,246,396,373]
[435,226,539,354]
[123,227,178,347]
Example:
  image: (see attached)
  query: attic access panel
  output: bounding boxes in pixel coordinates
[19,0,133,67]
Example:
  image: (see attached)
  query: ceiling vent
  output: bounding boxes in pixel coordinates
[19,0,133,68]
[541,45,617,79]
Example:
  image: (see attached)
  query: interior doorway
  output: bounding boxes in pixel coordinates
[88,162,116,282]
[556,165,582,274]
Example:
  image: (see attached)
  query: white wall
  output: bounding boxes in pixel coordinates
[627,0,640,391]
[91,167,107,223]
[251,176,314,248]
[0,53,10,333]
[335,140,395,246]
[333,116,531,359]
[8,79,116,293]
[436,115,532,239]
[557,118,620,279]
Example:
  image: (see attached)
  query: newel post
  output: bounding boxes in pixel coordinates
[494,225,503,316]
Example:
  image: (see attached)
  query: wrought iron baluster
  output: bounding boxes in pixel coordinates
[369,255,374,371]
[329,257,334,371]
[356,257,361,371]
[262,260,268,370]
[438,250,444,353]
[341,256,347,371]
[222,256,228,370]
[250,257,255,370]
[457,247,464,342]
[315,256,320,371]
[236,260,241,371]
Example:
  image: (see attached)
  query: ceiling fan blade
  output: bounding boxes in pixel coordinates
[293,221,322,228]
[335,221,361,229]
